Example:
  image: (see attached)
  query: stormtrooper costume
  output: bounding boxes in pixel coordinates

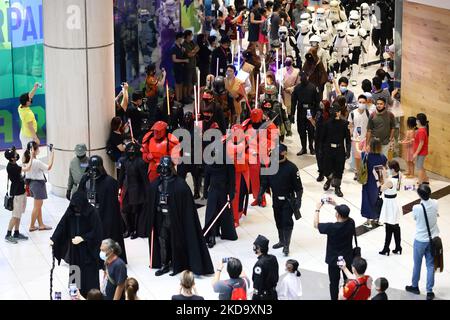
[346,11,367,86]
[359,3,378,66]
[311,8,333,49]
[296,21,312,67]
[330,22,349,76]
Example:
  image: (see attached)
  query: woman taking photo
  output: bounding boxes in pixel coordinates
[172,270,204,300]
[24,141,54,232]
[413,113,429,185]
[360,138,387,228]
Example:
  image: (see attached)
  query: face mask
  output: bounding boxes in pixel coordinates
[99,251,107,261]
[358,103,366,110]
[285,60,292,67]
[340,86,347,93]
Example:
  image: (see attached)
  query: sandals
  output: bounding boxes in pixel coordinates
[38,225,53,231]
[29,226,39,232]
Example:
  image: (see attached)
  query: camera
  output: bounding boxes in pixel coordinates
[321,196,331,204]
[337,256,345,267]
[222,257,231,263]
[69,284,78,299]
[356,127,362,136]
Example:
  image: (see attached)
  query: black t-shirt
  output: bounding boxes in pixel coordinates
[104,258,127,300]
[171,294,204,300]
[126,103,144,135]
[108,131,124,161]
[318,219,355,265]
[170,44,186,71]
[7,162,25,196]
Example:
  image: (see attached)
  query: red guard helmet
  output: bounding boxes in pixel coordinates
[151,121,167,140]
[250,109,263,123]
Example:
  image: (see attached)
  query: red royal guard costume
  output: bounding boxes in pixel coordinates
[225,124,250,227]
[141,121,180,182]
[243,108,278,207]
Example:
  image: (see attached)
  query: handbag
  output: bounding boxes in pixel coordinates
[4,175,14,211]
[421,204,444,272]
[353,220,361,258]
[357,153,368,185]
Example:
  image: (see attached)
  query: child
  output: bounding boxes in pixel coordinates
[4,146,34,243]
[372,277,389,300]
[378,160,402,256]
[400,116,416,178]
[276,259,302,300]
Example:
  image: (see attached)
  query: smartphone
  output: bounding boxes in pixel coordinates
[328,72,334,81]
[48,144,54,152]
[337,256,345,267]
[222,257,230,263]
[37,83,43,88]
[374,165,384,184]
[54,291,62,300]
[69,284,78,298]
[384,45,390,52]
[356,127,362,136]
[307,109,312,119]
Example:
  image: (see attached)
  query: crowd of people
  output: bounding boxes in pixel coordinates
[3,0,441,301]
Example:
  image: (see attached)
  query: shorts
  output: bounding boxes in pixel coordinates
[183,67,197,86]
[29,180,48,200]
[12,194,27,219]
[20,132,34,150]
[415,155,426,170]
[173,65,185,85]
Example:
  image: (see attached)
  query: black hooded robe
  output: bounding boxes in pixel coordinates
[50,192,103,297]
[118,157,150,238]
[78,174,128,264]
[146,176,214,276]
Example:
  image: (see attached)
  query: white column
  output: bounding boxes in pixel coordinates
[44,0,115,197]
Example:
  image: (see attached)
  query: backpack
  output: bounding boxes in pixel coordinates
[350,109,370,121]
[228,280,247,300]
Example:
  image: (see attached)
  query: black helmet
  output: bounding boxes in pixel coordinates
[183,111,194,128]
[213,76,226,95]
[157,156,174,177]
[88,155,103,169]
[4,146,18,161]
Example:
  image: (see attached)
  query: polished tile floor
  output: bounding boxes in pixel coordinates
[0,47,448,300]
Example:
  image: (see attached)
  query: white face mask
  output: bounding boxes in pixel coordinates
[358,103,366,110]
[99,251,107,261]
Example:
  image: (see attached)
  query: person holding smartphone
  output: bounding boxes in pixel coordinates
[212,257,249,300]
[314,199,356,300]
[24,141,54,232]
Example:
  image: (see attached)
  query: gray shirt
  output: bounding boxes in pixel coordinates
[367,110,395,145]
[413,200,439,243]
[270,13,281,41]
[68,156,89,194]
[213,277,249,300]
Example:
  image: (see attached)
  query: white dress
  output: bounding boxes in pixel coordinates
[379,177,401,225]
[276,272,302,300]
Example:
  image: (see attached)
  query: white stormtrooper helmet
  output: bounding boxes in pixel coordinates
[300,13,312,25]
[309,34,322,47]
[360,3,370,16]
[316,8,325,21]
[298,21,310,34]
[278,26,289,43]
[349,11,360,28]
[320,37,329,49]
[336,23,346,37]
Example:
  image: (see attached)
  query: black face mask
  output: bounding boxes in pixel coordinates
[377,107,386,113]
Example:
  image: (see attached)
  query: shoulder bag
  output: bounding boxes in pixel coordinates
[353,220,361,258]
[421,203,444,272]
[4,175,14,211]
[357,153,368,185]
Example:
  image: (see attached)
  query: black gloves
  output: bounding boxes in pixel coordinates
[289,115,295,124]
[66,190,71,201]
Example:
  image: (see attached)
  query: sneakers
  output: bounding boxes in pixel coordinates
[405,286,420,295]
[426,292,435,300]
[13,233,29,241]
[5,235,18,244]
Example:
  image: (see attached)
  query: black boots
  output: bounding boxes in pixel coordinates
[156,238,171,276]
[283,229,293,256]
[323,176,332,191]
[333,178,343,197]
[297,148,307,156]
[272,230,284,249]
[393,224,402,254]
[207,235,216,248]
[155,264,170,276]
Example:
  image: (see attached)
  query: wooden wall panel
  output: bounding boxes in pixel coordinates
[402,1,450,178]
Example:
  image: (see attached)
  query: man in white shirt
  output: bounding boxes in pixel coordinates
[406,184,439,300]
[348,94,370,179]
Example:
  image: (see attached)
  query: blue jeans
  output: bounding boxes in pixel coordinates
[412,240,435,292]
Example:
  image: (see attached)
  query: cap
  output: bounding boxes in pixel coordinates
[254,235,269,251]
[75,144,87,157]
[279,143,287,154]
[335,204,350,218]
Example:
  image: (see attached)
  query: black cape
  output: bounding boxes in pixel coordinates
[118,157,150,237]
[146,176,214,276]
[78,174,127,264]
[50,192,103,296]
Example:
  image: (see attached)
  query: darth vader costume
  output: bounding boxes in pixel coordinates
[146,156,214,276]
[50,191,103,297]
[78,155,127,263]
[118,143,150,239]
